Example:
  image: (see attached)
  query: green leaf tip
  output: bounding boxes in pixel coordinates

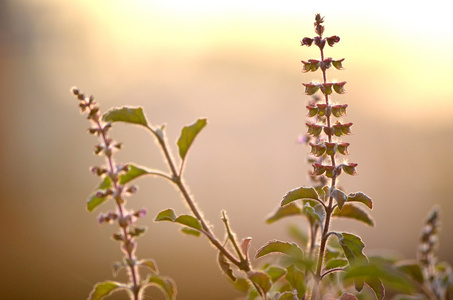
[154,209,202,234]
[255,240,304,260]
[281,186,319,206]
[155,209,177,222]
[87,177,112,212]
[88,281,126,300]
[333,204,375,226]
[102,106,149,127]
[145,275,177,300]
[177,118,207,160]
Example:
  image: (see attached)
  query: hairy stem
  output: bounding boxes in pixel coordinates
[148,127,250,272]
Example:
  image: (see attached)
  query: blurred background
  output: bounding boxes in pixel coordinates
[1,0,452,299]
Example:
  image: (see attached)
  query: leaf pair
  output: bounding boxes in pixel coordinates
[154,208,202,237]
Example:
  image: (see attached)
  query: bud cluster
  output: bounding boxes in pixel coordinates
[71,87,148,262]
[300,14,357,185]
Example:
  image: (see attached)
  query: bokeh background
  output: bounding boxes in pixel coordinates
[1,0,452,299]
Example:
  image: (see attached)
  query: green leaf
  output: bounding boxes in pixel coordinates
[281,187,319,206]
[285,265,306,298]
[154,209,177,222]
[255,240,304,260]
[248,271,272,295]
[303,202,325,230]
[337,232,368,266]
[365,277,385,300]
[174,215,202,231]
[87,177,112,212]
[331,188,348,210]
[287,224,309,248]
[347,192,373,209]
[218,252,236,282]
[119,164,150,184]
[344,263,414,295]
[180,227,201,237]
[88,281,126,300]
[324,258,348,270]
[278,291,298,300]
[145,275,177,300]
[266,203,302,224]
[396,262,424,284]
[265,266,286,282]
[332,204,375,226]
[177,118,207,160]
[138,259,159,274]
[102,106,149,127]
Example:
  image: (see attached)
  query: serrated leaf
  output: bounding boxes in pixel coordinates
[265,266,286,282]
[281,187,319,206]
[88,281,126,300]
[248,271,272,295]
[266,203,302,224]
[174,215,202,231]
[177,118,207,160]
[347,192,373,209]
[180,227,201,237]
[102,106,148,127]
[218,252,236,282]
[139,259,159,274]
[119,164,150,184]
[396,262,424,284]
[145,275,177,300]
[285,265,306,298]
[154,209,177,222]
[255,240,304,260]
[87,177,112,212]
[331,188,348,210]
[337,232,368,266]
[332,204,375,226]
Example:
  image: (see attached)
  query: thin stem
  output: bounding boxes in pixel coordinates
[221,211,246,263]
[146,126,250,272]
[320,267,345,279]
[89,102,141,300]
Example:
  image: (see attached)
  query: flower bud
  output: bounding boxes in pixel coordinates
[320,83,333,95]
[331,104,348,117]
[342,163,358,175]
[301,37,314,46]
[337,142,350,155]
[325,142,336,156]
[326,35,340,46]
[306,123,323,137]
[303,83,320,95]
[316,104,327,116]
[332,58,345,70]
[112,232,124,241]
[134,208,147,218]
[333,82,347,94]
[306,105,318,117]
[324,165,335,178]
[312,163,326,175]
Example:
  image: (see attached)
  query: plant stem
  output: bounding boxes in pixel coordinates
[90,102,141,300]
[148,127,250,272]
[311,41,339,300]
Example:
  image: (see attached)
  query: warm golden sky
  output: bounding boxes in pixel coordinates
[47,0,452,123]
